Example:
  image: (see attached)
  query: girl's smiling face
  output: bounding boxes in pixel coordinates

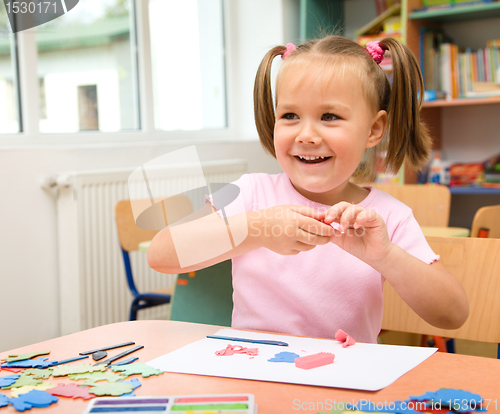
[273,61,387,205]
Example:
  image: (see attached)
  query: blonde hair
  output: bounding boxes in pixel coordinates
[253,35,431,181]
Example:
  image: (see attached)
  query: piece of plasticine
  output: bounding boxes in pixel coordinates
[342,335,356,348]
[268,352,299,363]
[295,352,335,370]
[335,329,348,342]
[335,329,356,347]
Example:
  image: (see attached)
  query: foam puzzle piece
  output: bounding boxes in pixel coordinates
[89,381,134,397]
[47,383,95,400]
[0,374,20,388]
[268,351,300,363]
[295,352,335,370]
[1,375,43,390]
[10,383,56,398]
[2,351,51,363]
[409,388,484,412]
[214,344,259,357]
[318,404,356,414]
[0,367,23,373]
[110,362,164,378]
[1,358,55,369]
[117,378,142,397]
[7,390,59,411]
[52,363,107,377]
[0,394,8,408]
[69,370,127,385]
[21,368,53,379]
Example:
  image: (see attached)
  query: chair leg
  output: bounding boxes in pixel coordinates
[130,303,138,321]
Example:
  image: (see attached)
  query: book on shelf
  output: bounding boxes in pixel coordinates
[420,28,500,99]
[419,0,493,12]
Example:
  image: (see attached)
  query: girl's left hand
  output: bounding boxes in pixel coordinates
[323,202,393,265]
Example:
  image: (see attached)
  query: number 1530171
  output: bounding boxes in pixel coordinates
[5,2,58,14]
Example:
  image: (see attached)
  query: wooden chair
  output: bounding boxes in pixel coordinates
[471,204,500,238]
[382,236,500,358]
[366,184,451,227]
[115,197,192,320]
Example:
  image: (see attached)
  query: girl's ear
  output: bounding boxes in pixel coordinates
[366,110,388,149]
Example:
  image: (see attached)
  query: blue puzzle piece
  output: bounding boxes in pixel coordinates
[409,388,486,412]
[0,394,9,408]
[8,390,59,412]
[0,374,21,387]
[1,358,57,369]
[118,378,142,398]
[268,351,300,363]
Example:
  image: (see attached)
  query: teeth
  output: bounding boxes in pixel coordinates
[298,155,327,160]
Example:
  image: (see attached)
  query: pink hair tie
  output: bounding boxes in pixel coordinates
[366,41,385,64]
[282,43,297,59]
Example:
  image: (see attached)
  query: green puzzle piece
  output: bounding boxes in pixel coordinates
[89,382,134,396]
[52,363,107,377]
[3,351,51,362]
[69,371,127,385]
[22,368,53,379]
[110,362,163,378]
[1,375,43,390]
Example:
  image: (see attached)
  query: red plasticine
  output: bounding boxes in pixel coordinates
[295,352,335,369]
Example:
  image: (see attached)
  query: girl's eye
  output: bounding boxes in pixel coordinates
[283,113,298,120]
[322,113,338,121]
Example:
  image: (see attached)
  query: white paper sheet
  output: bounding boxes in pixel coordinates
[147,328,437,391]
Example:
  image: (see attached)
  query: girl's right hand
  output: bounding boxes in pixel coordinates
[248,205,333,255]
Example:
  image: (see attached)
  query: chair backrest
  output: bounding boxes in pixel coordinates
[382,236,500,344]
[115,196,193,252]
[470,204,500,238]
[367,184,451,227]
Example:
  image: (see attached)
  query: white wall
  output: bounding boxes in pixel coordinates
[0,0,289,352]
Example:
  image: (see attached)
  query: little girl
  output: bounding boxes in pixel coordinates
[148,35,468,343]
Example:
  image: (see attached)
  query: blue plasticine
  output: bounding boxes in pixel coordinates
[267,352,300,363]
[0,374,20,387]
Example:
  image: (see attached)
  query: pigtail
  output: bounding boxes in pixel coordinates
[253,46,287,157]
[379,38,432,173]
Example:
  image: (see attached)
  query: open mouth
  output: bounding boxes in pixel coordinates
[296,155,332,164]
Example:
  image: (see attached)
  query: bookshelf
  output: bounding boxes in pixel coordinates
[409,2,500,22]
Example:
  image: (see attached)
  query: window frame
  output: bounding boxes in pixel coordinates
[0,0,236,146]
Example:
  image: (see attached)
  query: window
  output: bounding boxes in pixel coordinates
[0,4,21,134]
[36,0,140,133]
[149,0,226,131]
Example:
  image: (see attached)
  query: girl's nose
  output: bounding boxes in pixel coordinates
[295,123,322,145]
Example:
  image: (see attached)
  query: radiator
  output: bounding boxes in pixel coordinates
[54,158,247,335]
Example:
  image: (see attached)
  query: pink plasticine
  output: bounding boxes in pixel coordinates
[335,329,348,342]
[335,329,356,347]
[215,344,258,357]
[342,335,356,348]
[295,352,335,370]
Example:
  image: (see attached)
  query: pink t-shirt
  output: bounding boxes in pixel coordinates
[213,173,439,343]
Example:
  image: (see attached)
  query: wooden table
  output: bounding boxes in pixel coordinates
[1,321,499,413]
[421,226,470,237]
